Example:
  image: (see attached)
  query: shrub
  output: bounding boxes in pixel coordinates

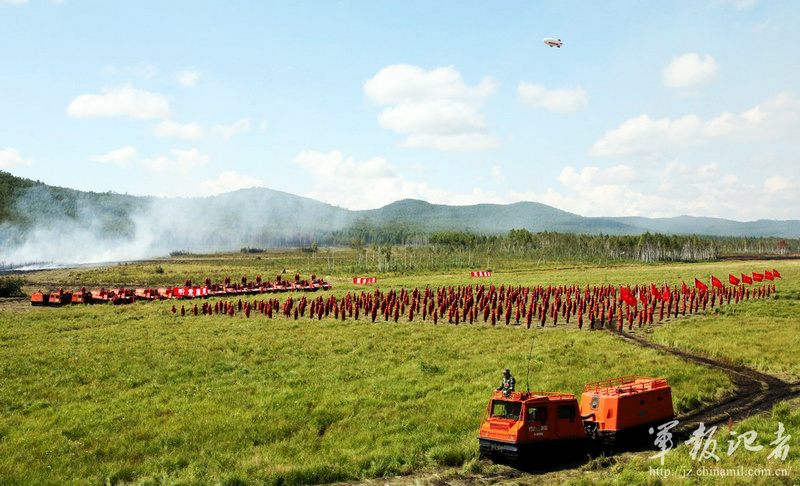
[0,277,25,297]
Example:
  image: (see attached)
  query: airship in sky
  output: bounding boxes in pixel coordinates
[543,37,562,48]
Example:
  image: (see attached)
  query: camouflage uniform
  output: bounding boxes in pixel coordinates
[497,370,516,394]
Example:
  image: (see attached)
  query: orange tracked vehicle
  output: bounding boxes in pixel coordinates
[46,289,73,306]
[580,375,673,441]
[30,290,47,306]
[30,289,73,306]
[478,375,673,465]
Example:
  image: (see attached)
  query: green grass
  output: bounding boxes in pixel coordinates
[17,248,754,290]
[566,400,800,486]
[2,299,728,485]
[3,253,799,485]
[650,260,800,379]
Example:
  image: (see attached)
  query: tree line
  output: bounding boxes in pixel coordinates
[322,229,798,275]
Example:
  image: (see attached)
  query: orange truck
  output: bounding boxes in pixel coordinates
[478,375,674,465]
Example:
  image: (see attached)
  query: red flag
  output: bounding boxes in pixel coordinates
[619,286,637,307]
[741,273,752,285]
[681,281,688,295]
[694,277,708,292]
[773,269,781,278]
[662,285,671,302]
[764,270,774,281]
[711,276,723,289]
[752,272,764,282]
[650,283,661,300]
[728,274,740,285]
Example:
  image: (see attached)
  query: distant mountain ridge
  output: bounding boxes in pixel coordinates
[353,198,799,238]
[354,199,642,235]
[1,171,798,264]
[608,215,800,239]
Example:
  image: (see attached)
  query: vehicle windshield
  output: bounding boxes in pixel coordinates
[490,400,522,421]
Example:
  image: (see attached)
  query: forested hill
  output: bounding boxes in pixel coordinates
[0,170,147,239]
[1,170,799,266]
[353,199,639,235]
[609,215,800,239]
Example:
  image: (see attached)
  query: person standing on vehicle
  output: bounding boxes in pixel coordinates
[496,369,516,395]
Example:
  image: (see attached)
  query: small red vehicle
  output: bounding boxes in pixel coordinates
[46,289,73,306]
[30,290,48,306]
[31,289,73,306]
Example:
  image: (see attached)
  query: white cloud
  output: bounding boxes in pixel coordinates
[141,148,209,171]
[517,83,589,112]
[0,147,33,169]
[260,121,268,132]
[558,165,639,188]
[89,146,209,172]
[400,133,501,152]
[89,146,137,167]
[365,64,501,152]
[763,174,799,203]
[289,149,798,219]
[197,171,264,196]
[176,69,200,87]
[213,118,251,141]
[292,150,517,209]
[662,53,720,89]
[364,64,496,104]
[525,159,799,220]
[153,120,205,140]
[293,150,433,209]
[490,166,505,183]
[67,84,170,119]
[590,114,702,158]
[590,92,800,158]
[294,150,396,181]
[378,100,486,135]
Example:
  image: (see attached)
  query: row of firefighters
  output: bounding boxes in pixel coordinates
[170,282,777,330]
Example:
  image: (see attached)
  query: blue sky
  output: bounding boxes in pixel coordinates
[2,0,798,221]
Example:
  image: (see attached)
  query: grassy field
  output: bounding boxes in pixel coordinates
[1,253,798,485]
[542,399,800,486]
[650,292,800,380]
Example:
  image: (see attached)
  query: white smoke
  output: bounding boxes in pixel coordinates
[0,187,354,270]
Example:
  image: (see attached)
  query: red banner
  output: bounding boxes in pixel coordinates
[764,270,774,281]
[728,274,740,285]
[773,269,782,278]
[353,277,377,284]
[471,271,492,277]
[741,273,753,285]
[619,286,637,306]
[752,272,764,282]
[711,276,723,288]
[650,283,661,300]
[171,287,209,298]
[694,277,708,292]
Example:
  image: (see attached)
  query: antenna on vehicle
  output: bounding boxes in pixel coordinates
[525,332,534,393]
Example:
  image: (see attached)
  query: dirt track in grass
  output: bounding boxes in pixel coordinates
[609,328,800,439]
[367,325,800,486]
